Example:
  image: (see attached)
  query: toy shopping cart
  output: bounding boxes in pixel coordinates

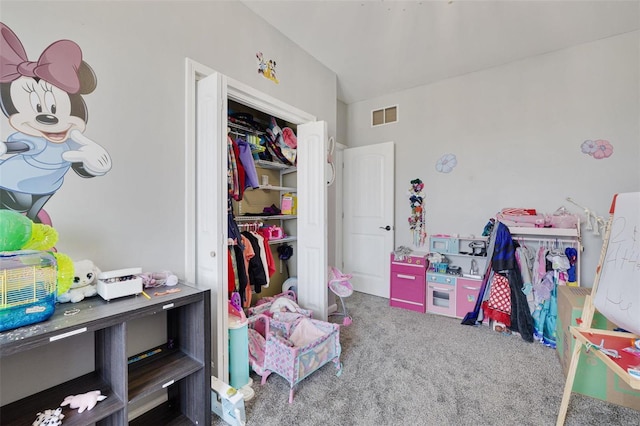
[328,266,353,326]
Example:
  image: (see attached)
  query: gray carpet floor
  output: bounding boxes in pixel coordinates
[213,291,640,425]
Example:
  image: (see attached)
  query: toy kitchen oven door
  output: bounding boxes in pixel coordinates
[426,271,457,317]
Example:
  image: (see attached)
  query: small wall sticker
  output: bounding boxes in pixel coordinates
[256,52,279,84]
[435,153,457,173]
[581,139,613,159]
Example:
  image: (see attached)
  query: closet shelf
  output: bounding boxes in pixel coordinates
[248,184,296,192]
[269,236,297,245]
[235,215,296,222]
[255,159,296,172]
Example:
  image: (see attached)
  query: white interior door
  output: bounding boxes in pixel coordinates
[195,71,228,381]
[343,142,395,298]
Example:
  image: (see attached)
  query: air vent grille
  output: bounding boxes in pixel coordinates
[372,105,398,126]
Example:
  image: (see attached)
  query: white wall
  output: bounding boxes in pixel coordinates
[346,32,640,287]
[1,0,336,403]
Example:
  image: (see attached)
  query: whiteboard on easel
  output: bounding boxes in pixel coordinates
[593,192,640,335]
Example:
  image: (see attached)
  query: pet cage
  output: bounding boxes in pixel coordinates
[0,250,57,332]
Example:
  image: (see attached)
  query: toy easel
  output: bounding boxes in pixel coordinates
[556,193,640,425]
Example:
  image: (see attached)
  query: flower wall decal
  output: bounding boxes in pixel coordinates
[436,153,457,173]
[581,139,613,159]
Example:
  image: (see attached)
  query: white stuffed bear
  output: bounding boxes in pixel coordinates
[57,259,100,303]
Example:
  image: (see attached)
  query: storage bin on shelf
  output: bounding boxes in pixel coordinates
[431,262,449,274]
[281,192,297,215]
[0,250,57,332]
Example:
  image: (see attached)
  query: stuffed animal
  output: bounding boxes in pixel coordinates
[32,407,64,426]
[57,259,100,303]
[61,390,107,413]
[269,296,301,314]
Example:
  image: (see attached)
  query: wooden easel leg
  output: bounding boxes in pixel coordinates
[556,340,583,426]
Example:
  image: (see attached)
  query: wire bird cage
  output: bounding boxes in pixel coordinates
[0,251,57,332]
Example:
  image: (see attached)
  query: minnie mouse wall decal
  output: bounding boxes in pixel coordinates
[0,22,112,223]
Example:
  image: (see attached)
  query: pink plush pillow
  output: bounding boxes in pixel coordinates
[282,127,297,149]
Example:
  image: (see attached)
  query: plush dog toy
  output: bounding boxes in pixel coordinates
[57,259,100,303]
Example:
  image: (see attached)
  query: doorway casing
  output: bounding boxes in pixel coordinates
[184,58,323,381]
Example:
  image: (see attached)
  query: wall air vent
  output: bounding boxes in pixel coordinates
[371,105,398,127]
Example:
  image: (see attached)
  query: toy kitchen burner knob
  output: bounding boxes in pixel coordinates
[97,267,143,301]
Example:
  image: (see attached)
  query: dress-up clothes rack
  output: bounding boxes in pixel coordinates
[506,224,582,286]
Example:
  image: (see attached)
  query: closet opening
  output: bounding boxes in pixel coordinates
[227,98,300,304]
[185,58,328,383]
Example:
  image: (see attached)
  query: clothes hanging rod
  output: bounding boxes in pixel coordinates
[236,221,264,232]
[515,236,578,244]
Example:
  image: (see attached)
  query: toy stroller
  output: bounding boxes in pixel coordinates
[328,266,353,326]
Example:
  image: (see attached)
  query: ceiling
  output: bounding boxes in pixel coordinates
[242,0,640,105]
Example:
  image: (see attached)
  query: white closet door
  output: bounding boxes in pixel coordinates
[297,121,328,320]
[196,71,229,381]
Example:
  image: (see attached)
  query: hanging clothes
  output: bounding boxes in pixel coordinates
[242,231,268,293]
[483,273,512,326]
[241,234,255,308]
[228,211,244,250]
[489,222,534,342]
[230,244,249,307]
[565,247,578,285]
[228,136,246,201]
[235,137,260,189]
[227,136,240,200]
[257,228,277,277]
[530,246,569,348]
[516,244,536,314]
[251,231,271,288]
[227,249,236,294]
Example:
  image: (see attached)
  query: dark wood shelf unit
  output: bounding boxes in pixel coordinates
[0,282,211,426]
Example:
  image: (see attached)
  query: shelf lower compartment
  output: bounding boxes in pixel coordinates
[130,398,194,426]
[128,349,204,404]
[0,372,124,426]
